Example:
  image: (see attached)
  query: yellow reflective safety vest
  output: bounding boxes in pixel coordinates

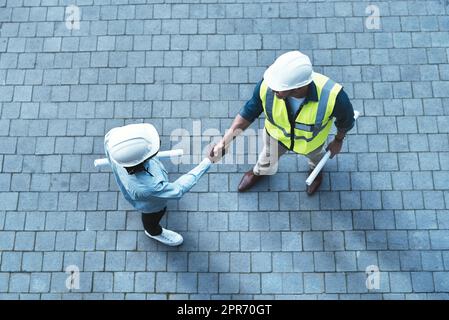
[260,72,343,155]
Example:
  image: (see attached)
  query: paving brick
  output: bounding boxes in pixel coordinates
[344,231,366,250]
[0,0,447,300]
[334,251,357,272]
[1,252,22,272]
[421,251,444,271]
[219,273,239,294]
[323,231,345,251]
[206,252,228,273]
[176,272,197,294]
[199,232,219,251]
[314,252,335,272]
[261,273,282,294]
[114,272,134,293]
[116,231,137,251]
[415,211,438,230]
[378,251,400,271]
[0,231,15,250]
[22,252,42,272]
[304,273,324,294]
[230,253,250,273]
[400,251,422,271]
[387,231,409,250]
[390,272,413,293]
[14,231,35,251]
[9,273,30,293]
[395,211,417,229]
[92,272,113,293]
[240,232,261,252]
[42,252,63,272]
[272,252,293,272]
[303,232,323,251]
[239,273,260,294]
[325,273,346,293]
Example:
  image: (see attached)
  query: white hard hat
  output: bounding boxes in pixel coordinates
[263,51,313,91]
[105,123,160,167]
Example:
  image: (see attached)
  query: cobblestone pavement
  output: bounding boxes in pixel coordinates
[0,0,449,300]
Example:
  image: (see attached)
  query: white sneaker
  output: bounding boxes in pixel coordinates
[145,228,184,246]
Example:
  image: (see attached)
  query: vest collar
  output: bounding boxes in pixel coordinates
[305,81,318,103]
[286,81,318,104]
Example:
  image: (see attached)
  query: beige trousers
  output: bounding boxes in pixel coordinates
[253,130,326,176]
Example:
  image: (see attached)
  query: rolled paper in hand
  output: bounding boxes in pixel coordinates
[305,110,360,186]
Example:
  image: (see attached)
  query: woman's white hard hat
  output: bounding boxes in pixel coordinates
[263,51,314,92]
[105,123,160,167]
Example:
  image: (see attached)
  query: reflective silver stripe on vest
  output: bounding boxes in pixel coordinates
[265,89,292,138]
[294,123,314,131]
[313,79,335,137]
[265,89,275,124]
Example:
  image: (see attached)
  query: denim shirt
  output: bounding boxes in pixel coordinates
[105,143,211,213]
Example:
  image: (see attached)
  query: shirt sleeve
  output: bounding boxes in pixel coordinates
[331,88,355,133]
[239,80,264,123]
[144,158,212,200]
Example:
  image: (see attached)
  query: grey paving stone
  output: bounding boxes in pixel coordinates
[1,252,22,272]
[378,251,400,272]
[390,272,413,293]
[272,252,293,272]
[22,252,42,272]
[155,272,176,293]
[304,273,324,294]
[387,231,409,250]
[219,273,239,294]
[0,0,448,300]
[230,253,250,273]
[113,272,134,293]
[9,273,30,293]
[325,273,347,294]
[344,231,366,251]
[314,252,335,272]
[434,272,449,292]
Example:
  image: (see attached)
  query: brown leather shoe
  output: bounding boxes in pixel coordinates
[306,171,323,196]
[238,170,263,192]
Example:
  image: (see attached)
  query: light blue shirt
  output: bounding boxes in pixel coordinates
[286,96,305,119]
[105,145,211,213]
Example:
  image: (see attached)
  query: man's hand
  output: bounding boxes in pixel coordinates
[207,141,226,163]
[206,114,251,163]
[326,138,343,159]
[208,141,226,163]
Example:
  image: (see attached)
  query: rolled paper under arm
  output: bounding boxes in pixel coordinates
[94,149,184,168]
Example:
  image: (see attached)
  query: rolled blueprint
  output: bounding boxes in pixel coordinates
[94,149,184,169]
[305,110,360,186]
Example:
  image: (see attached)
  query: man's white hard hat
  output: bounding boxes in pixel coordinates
[106,123,160,167]
[263,51,313,91]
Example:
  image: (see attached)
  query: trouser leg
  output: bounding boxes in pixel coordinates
[305,144,326,170]
[141,207,166,236]
[253,130,288,176]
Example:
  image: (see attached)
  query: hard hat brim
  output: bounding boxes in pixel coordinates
[263,68,313,92]
[106,123,161,168]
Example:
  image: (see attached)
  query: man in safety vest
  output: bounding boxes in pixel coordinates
[212,51,355,195]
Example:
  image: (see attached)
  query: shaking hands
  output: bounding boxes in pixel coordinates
[207,140,227,163]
